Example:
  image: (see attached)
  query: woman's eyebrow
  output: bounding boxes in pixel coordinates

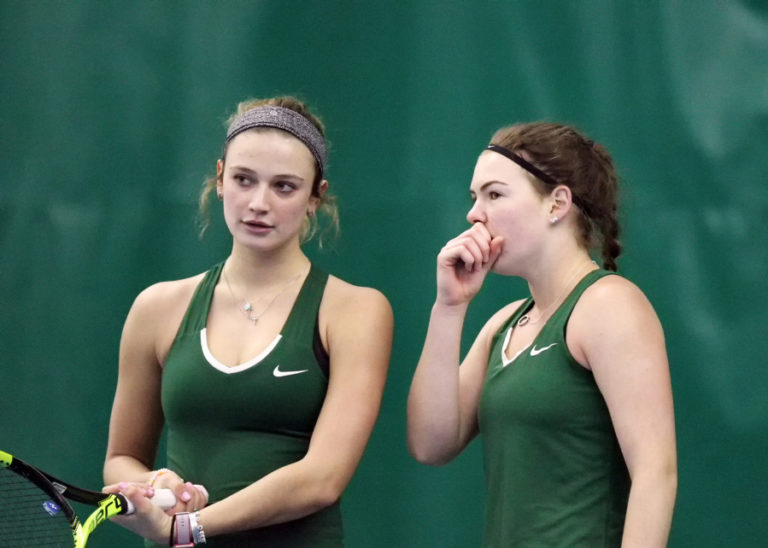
[471,180,508,195]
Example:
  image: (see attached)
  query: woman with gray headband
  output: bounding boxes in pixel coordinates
[103,96,393,547]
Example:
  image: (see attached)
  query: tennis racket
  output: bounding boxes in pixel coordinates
[0,449,176,547]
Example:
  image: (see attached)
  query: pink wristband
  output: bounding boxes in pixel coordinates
[171,513,194,547]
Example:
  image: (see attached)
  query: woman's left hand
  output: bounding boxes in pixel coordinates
[103,482,174,544]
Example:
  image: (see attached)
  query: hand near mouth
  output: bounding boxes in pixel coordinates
[436,223,504,306]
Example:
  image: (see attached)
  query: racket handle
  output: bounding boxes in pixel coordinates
[122,485,208,514]
[149,488,177,510]
[122,488,176,515]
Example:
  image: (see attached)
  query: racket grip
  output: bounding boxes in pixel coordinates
[149,488,177,510]
[122,488,176,515]
[122,485,208,514]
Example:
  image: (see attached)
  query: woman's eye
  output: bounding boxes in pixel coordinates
[234,174,252,186]
[488,191,501,200]
[275,181,296,193]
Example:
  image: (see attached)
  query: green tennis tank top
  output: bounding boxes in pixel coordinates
[158,262,343,547]
[478,270,630,547]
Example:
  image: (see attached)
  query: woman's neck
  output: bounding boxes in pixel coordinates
[526,250,596,312]
[225,244,310,289]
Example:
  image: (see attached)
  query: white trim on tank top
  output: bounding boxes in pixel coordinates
[199,328,282,374]
[501,327,531,368]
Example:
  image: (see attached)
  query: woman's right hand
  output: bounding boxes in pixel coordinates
[436,222,504,306]
[146,469,209,514]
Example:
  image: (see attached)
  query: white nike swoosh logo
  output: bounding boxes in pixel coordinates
[530,343,558,356]
[273,365,309,378]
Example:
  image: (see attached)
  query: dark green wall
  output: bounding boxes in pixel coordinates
[2,1,766,546]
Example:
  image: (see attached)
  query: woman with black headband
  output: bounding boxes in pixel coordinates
[408,122,676,546]
[103,96,392,547]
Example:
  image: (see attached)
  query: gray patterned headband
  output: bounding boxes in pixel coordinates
[225,106,328,174]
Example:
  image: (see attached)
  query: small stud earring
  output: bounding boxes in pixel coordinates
[549,216,559,224]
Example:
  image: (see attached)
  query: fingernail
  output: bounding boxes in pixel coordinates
[181,491,191,502]
[118,482,129,490]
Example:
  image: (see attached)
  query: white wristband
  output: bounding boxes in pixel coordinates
[189,510,207,544]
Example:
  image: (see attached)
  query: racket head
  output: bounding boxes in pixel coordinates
[0,449,79,546]
[0,450,131,547]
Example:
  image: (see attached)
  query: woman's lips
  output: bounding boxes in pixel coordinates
[242,220,274,234]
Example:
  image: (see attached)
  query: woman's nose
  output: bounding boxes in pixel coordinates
[466,201,485,224]
[248,186,270,212]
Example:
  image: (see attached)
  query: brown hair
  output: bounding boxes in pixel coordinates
[199,96,339,245]
[490,122,622,271]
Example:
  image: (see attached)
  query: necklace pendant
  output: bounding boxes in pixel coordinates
[222,262,310,327]
[517,314,530,327]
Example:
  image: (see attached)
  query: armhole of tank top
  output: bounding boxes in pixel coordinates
[313,315,330,380]
[298,264,330,381]
[560,270,617,365]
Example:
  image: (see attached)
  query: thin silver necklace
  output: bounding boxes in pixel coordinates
[222,262,309,325]
[516,260,596,328]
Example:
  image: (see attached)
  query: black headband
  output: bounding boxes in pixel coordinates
[486,145,559,186]
[486,144,589,214]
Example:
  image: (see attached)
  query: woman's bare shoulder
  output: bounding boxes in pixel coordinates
[322,274,392,315]
[132,272,207,315]
[568,273,663,366]
[121,272,209,365]
[577,273,653,314]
